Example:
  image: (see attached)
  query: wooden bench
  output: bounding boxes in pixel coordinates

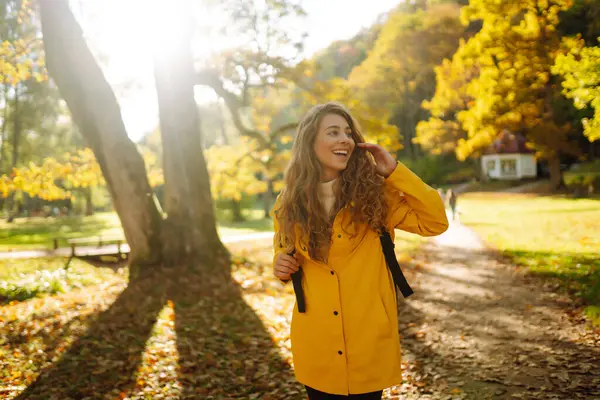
[63,236,128,269]
[67,236,126,257]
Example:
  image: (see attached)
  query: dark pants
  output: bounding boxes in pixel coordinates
[305,386,383,399]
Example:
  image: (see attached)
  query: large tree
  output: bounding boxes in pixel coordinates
[39,0,228,272]
[418,0,580,189]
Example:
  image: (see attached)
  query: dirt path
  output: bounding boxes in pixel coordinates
[384,219,600,399]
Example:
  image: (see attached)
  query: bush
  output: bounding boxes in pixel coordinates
[564,160,600,196]
[442,166,478,184]
[215,193,256,210]
[401,155,477,186]
[0,258,122,303]
[0,268,68,302]
[214,193,260,221]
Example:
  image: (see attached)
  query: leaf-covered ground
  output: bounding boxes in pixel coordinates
[1,226,599,399]
[1,241,303,399]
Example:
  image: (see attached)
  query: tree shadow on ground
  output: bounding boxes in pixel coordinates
[394,242,600,399]
[16,261,297,399]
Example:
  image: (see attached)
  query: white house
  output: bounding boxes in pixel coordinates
[481,153,537,180]
[481,131,537,180]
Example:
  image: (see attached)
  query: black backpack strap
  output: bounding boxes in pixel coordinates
[380,230,414,298]
[288,230,413,313]
[289,250,306,313]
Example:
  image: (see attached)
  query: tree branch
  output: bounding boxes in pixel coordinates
[195,69,267,147]
[269,122,298,140]
[241,65,251,106]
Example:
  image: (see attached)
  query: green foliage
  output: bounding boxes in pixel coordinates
[0,268,67,302]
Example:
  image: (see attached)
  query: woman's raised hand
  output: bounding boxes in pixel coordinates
[356,142,397,178]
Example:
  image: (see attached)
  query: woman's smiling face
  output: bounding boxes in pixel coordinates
[313,113,356,182]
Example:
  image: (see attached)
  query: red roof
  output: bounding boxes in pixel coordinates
[484,130,534,154]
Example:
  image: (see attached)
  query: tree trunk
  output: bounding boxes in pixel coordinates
[263,179,273,219]
[39,0,163,268]
[231,199,244,222]
[12,85,20,172]
[153,2,229,268]
[392,110,415,162]
[84,187,94,216]
[548,155,566,191]
[5,85,21,222]
[218,101,229,146]
[0,84,9,174]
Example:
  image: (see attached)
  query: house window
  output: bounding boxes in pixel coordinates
[486,159,496,172]
[500,159,517,176]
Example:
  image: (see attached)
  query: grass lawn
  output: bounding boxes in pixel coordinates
[0,209,274,252]
[462,178,536,192]
[458,193,600,325]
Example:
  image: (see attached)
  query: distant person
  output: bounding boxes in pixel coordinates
[271,102,449,399]
[446,188,458,221]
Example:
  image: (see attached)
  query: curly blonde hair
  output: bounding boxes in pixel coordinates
[275,102,388,261]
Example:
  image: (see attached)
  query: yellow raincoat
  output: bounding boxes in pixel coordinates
[271,162,448,395]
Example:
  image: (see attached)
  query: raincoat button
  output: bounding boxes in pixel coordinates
[333,311,338,316]
[337,234,342,238]
[330,270,334,275]
[338,350,343,355]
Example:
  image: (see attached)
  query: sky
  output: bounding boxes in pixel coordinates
[76,0,401,142]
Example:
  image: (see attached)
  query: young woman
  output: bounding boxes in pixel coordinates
[271,102,448,399]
